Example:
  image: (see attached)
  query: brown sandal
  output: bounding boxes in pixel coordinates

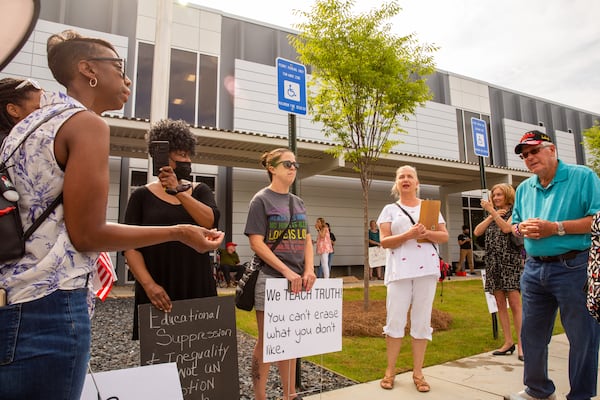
[380,375,395,390]
[413,374,430,392]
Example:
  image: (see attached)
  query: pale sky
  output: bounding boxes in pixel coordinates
[188,0,600,115]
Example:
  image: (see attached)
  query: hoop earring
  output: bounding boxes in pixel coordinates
[89,77,98,88]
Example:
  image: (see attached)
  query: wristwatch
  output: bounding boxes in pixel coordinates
[165,183,192,195]
[556,221,566,236]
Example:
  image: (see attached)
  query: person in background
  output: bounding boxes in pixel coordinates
[369,219,384,280]
[0,77,43,144]
[457,225,475,275]
[124,118,220,339]
[0,30,222,400]
[506,130,600,400]
[474,183,523,361]
[315,217,333,278]
[244,148,316,400]
[326,222,336,268]
[377,165,448,393]
[219,241,246,288]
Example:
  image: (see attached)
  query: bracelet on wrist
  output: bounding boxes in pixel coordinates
[513,223,522,237]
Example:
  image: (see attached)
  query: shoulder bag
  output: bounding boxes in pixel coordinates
[235,195,294,311]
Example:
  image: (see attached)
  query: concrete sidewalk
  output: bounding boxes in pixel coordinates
[108,279,598,400]
[302,333,598,400]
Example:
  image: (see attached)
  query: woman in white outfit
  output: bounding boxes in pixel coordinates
[377,165,448,393]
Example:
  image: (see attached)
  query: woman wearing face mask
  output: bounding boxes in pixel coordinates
[124,118,221,339]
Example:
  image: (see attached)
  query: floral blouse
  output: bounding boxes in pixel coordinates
[0,92,96,305]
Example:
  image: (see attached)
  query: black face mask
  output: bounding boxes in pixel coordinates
[173,161,192,181]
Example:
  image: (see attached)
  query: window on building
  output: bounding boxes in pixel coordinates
[462,195,486,249]
[134,43,218,127]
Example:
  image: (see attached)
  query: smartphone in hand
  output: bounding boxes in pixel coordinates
[149,141,169,176]
[481,189,489,201]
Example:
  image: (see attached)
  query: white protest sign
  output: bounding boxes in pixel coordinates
[80,363,183,399]
[368,246,386,267]
[263,278,343,363]
[481,270,498,313]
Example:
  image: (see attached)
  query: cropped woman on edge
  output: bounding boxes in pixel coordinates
[0,30,223,400]
[377,165,448,393]
[244,148,316,400]
[0,77,43,144]
[474,183,524,361]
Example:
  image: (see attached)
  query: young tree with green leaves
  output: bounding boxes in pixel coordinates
[291,0,437,310]
[583,120,600,176]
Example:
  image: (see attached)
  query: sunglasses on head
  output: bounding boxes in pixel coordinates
[15,78,42,91]
[273,160,300,169]
[86,57,127,79]
[519,144,551,160]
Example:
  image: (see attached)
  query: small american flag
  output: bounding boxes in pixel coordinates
[92,252,117,301]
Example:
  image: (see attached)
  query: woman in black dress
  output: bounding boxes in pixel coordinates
[474,183,524,360]
[124,119,220,339]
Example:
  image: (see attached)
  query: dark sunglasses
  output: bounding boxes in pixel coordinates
[273,160,300,169]
[519,144,551,160]
[15,78,42,91]
[86,57,126,79]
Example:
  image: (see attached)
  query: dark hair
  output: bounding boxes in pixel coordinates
[0,77,41,137]
[147,119,197,155]
[47,29,118,87]
[260,148,293,182]
[462,225,469,230]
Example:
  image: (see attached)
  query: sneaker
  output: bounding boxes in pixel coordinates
[504,390,557,400]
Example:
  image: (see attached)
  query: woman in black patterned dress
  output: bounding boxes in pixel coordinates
[474,183,524,361]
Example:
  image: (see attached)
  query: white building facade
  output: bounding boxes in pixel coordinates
[3,0,598,282]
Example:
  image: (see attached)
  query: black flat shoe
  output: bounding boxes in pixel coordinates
[492,344,516,356]
[518,355,524,361]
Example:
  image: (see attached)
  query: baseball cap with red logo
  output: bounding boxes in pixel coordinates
[514,130,553,154]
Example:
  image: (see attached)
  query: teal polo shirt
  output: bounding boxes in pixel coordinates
[512,160,600,257]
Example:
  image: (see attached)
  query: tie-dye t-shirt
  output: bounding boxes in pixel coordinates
[244,187,308,276]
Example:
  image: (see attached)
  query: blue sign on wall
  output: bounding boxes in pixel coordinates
[471,117,489,157]
[276,57,307,115]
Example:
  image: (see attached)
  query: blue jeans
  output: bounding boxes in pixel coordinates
[0,288,91,400]
[521,251,600,400]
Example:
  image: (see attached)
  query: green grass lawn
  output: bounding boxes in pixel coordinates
[233,279,564,382]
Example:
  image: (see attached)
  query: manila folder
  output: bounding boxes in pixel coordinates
[418,200,441,243]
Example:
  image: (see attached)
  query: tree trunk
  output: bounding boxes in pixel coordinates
[362,173,370,312]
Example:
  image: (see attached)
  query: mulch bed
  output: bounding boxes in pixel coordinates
[343,300,453,337]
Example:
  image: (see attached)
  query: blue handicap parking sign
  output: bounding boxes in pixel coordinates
[471,117,489,157]
[276,57,307,115]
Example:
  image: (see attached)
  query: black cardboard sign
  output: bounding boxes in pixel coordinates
[138,296,239,400]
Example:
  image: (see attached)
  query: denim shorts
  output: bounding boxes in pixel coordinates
[0,288,91,400]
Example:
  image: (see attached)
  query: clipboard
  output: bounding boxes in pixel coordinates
[418,200,441,243]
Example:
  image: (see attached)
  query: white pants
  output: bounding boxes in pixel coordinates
[319,252,330,278]
[383,275,438,339]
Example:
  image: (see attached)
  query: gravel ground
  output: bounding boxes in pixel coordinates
[90,297,357,399]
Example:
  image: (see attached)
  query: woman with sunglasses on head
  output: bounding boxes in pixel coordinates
[244,148,316,400]
[124,118,220,339]
[0,30,223,400]
[0,77,43,144]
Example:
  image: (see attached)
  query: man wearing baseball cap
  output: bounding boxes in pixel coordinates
[506,130,600,400]
[219,242,246,288]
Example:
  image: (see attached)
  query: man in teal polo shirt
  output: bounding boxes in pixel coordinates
[506,131,600,400]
